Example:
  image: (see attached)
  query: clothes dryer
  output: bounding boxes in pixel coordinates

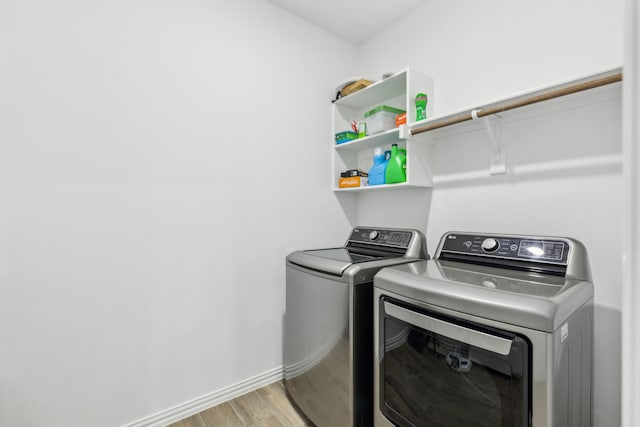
[374,231,594,427]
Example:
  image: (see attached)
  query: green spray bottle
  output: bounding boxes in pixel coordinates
[385,144,407,184]
[416,93,428,121]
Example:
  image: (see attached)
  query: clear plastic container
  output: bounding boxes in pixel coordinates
[364,105,405,134]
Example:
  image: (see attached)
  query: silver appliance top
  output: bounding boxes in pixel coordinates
[286,226,428,281]
[374,232,594,332]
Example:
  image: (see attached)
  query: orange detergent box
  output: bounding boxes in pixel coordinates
[339,176,367,188]
[395,112,407,127]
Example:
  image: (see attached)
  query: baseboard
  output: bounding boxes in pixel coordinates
[123,366,284,427]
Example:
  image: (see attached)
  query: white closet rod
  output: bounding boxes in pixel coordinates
[411,69,623,136]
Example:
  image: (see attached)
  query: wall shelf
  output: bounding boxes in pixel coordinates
[332,68,435,192]
[332,67,622,192]
[334,71,407,110]
[334,128,400,152]
[334,182,430,192]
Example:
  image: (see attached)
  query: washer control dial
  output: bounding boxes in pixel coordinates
[481,238,500,252]
[369,230,380,241]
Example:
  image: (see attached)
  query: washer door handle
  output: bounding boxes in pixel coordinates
[384,301,513,355]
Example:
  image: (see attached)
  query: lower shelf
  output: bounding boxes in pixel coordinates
[333,182,431,192]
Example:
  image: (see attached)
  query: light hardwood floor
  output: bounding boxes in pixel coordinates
[168,381,312,427]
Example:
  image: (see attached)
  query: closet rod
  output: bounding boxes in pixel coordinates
[411,70,622,135]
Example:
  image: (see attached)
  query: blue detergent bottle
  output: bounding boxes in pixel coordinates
[368,148,390,185]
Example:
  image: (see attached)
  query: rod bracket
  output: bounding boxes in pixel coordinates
[472,111,506,175]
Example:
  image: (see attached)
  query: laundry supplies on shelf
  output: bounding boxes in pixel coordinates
[415,93,428,121]
[368,148,391,186]
[385,144,407,184]
[364,105,406,135]
[335,131,358,144]
[339,169,368,188]
[331,68,435,192]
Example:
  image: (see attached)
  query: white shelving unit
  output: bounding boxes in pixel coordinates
[332,68,435,192]
[332,67,622,192]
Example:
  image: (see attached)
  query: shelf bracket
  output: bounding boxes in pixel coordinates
[472,110,506,175]
[398,124,411,140]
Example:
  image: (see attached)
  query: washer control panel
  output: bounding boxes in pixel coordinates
[440,233,569,265]
[349,228,413,248]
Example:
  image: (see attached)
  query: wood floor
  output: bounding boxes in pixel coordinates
[168,381,312,427]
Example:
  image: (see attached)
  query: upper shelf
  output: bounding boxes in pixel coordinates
[334,70,406,109]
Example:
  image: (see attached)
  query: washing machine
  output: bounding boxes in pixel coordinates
[284,226,428,427]
[373,231,594,427]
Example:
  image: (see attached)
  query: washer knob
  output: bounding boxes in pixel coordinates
[369,230,380,241]
[481,238,500,252]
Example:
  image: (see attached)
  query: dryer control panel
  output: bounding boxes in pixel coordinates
[438,233,570,275]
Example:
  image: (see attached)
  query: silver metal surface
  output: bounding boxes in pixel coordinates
[286,250,352,277]
[373,287,593,427]
[383,300,513,355]
[284,227,427,427]
[374,231,594,427]
[286,252,428,285]
[374,260,593,332]
[284,263,352,425]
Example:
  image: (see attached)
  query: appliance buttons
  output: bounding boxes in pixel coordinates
[481,238,500,252]
[369,230,380,241]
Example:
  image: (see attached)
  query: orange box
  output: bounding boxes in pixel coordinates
[395,112,407,127]
[339,176,366,188]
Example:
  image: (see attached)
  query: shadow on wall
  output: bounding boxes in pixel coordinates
[593,304,621,427]
[334,192,359,226]
[432,156,622,189]
[429,93,622,188]
[335,188,433,233]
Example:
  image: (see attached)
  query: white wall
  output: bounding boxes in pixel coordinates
[622,0,640,425]
[0,1,355,425]
[355,0,624,425]
[358,0,623,117]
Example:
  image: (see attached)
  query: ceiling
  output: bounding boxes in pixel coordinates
[265,0,428,45]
